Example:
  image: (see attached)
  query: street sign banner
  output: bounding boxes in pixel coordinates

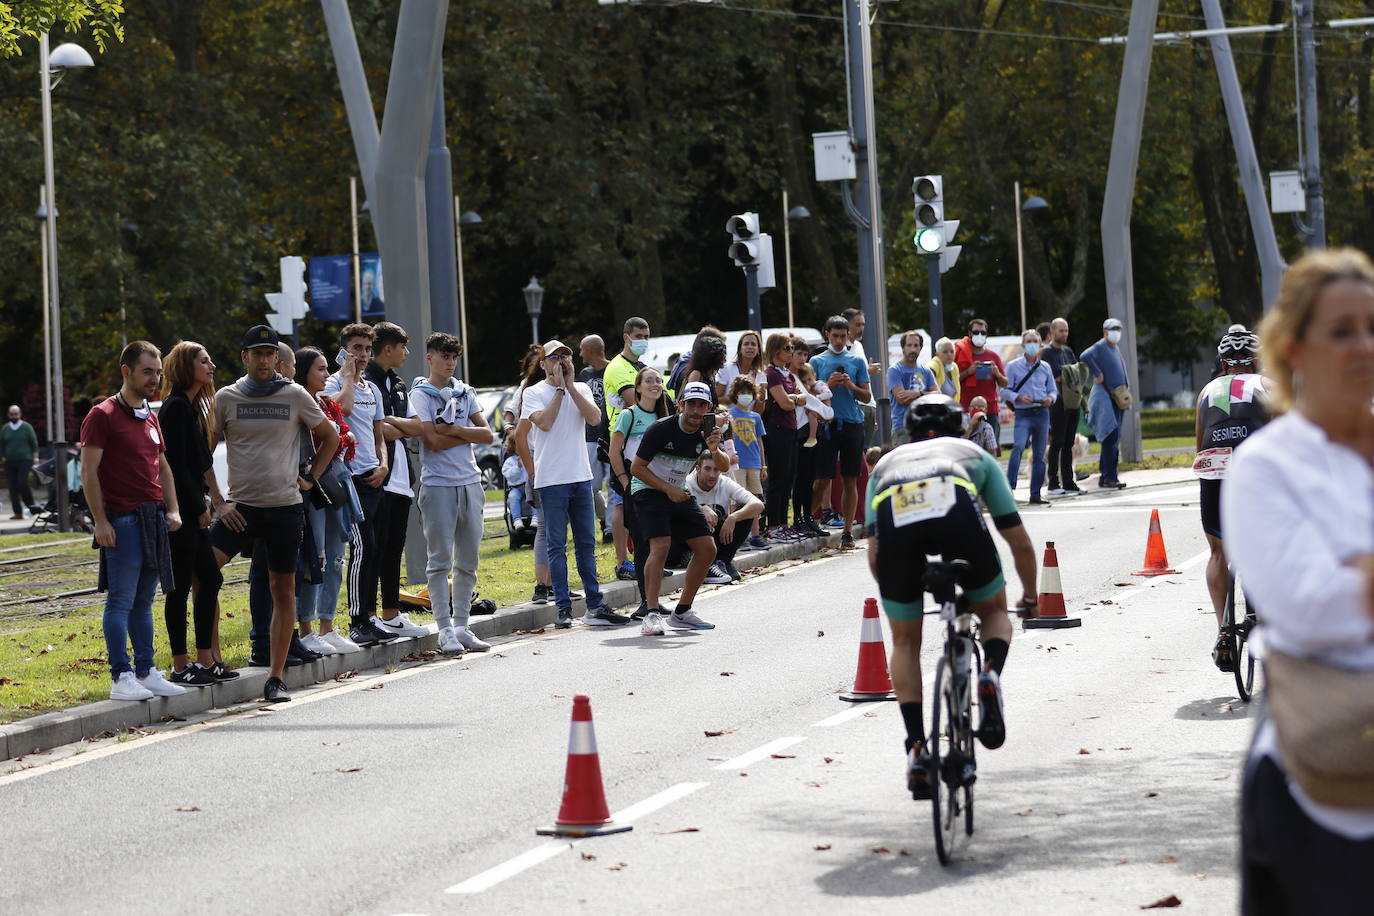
[308,255,352,320]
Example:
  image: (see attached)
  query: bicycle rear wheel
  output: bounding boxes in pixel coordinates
[929,656,959,865]
[1231,580,1257,701]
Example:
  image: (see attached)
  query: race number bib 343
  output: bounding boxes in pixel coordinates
[890,477,957,527]
[1193,447,1232,480]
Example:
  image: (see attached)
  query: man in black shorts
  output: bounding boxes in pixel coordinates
[210,325,339,702]
[1193,327,1269,671]
[866,394,1040,799]
[630,381,731,634]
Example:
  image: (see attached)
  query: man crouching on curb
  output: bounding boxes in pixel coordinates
[630,381,732,634]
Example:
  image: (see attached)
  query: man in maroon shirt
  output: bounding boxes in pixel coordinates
[81,341,187,701]
[954,317,1008,445]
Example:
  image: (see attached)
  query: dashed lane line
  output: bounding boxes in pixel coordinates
[811,704,877,728]
[713,736,807,770]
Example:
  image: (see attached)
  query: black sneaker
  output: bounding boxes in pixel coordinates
[908,744,933,801]
[584,605,634,627]
[206,660,239,682]
[263,677,291,703]
[569,589,583,600]
[840,531,855,550]
[532,584,551,605]
[1061,483,1083,494]
[554,609,573,629]
[349,625,381,647]
[248,647,270,667]
[630,602,651,620]
[168,665,215,687]
[722,560,741,581]
[977,670,1005,750]
[1212,633,1235,673]
[1028,496,1053,506]
[289,634,323,662]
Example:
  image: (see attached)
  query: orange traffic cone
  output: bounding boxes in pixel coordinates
[1024,541,1082,630]
[1133,509,1180,577]
[535,695,633,838]
[839,598,897,702]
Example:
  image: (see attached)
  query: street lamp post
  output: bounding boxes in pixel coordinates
[454,201,483,382]
[1013,180,1049,331]
[36,187,55,441]
[782,191,811,329]
[40,34,94,532]
[523,276,544,346]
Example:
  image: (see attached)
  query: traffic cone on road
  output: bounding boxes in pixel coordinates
[839,598,897,702]
[1133,509,1180,577]
[536,695,633,838]
[1024,541,1082,630]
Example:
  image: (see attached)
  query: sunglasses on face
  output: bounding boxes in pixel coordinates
[781,345,795,351]
[547,353,571,361]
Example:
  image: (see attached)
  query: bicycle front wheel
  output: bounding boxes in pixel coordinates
[929,656,958,865]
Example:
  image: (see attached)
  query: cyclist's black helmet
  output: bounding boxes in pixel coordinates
[1217,327,1259,360]
[906,393,965,441]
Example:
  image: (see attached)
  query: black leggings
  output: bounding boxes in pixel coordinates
[792,435,816,522]
[621,490,648,604]
[763,424,799,528]
[369,490,411,610]
[164,525,223,656]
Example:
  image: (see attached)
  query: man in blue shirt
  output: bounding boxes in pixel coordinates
[887,330,936,434]
[1079,317,1130,489]
[1001,329,1058,504]
[809,316,871,548]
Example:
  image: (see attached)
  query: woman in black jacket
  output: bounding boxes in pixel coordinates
[158,341,230,686]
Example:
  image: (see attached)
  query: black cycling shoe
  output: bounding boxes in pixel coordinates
[942,747,977,788]
[908,744,933,800]
[977,670,1006,750]
[1212,633,1236,673]
[263,677,291,703]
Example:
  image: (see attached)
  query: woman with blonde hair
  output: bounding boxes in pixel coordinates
[158,341,232,686]
[1222,247,1374,911]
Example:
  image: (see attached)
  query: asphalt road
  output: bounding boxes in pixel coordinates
[0,480,1251,915]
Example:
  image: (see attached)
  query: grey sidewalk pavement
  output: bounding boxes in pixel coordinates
[0,527,849,761]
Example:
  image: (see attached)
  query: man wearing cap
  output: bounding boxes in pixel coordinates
[1080,318,1131,489]
[209,325,339,703]
[519,340,632,629]
[630,381,731,632]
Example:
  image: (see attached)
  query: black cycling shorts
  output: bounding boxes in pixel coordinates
[871,486,1004,620]
[209,502,305,575]
[1200,478,1222,539]
[631,488,713,542]
[816,420,865,479]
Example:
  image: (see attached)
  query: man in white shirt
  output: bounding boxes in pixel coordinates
[322,323,391,647]
[677,451,764,583]
[518,340,632,629]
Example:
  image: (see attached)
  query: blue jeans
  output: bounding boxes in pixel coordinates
[102,514,159,679]
[297,503,348,623]
[1007,408,1051,498]
[1099,404,1125,483]
[537,480,604,611]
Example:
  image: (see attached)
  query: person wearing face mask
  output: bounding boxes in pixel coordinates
[1001,329,1058,505]
[926,337,961,403]
[1080,317,1131,489]
[603,317,651,581]
[725,376,767,543]
[954,318,1009,445]
[887,330,937,436]
[2,404,39,519]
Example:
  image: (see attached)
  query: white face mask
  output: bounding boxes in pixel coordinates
[971,333,987,347]
[1107,329,1122,344]
[735,394,754,408]
[1023,342,1040,357]
[944,361,956,372]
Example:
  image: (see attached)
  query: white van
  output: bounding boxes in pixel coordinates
[641,326,824,375]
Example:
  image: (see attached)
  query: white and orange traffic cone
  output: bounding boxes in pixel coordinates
[1024,541,1082,630]
[535,695,632,838]
[839,598,897,702]
[1132,509,1180,577]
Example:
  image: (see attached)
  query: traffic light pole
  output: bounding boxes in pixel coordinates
[744,265,762,334]
[926,254,944,343]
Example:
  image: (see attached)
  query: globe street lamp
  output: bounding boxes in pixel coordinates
[523,276,544,346]
[1014,181,1049,332]
[40,35,94,532]
[782,191,811,329]
[454,204,483,382]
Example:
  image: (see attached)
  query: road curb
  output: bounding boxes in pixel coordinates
[0,528,849,760]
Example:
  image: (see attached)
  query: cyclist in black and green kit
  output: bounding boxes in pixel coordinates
[865,394,1040,799]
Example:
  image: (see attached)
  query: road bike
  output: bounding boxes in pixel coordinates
[922,560,981,865]
[1221,574,1259,702]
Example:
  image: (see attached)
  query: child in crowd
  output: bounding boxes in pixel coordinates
[966,395,999,456]
[727,376,766,543]
[864,445,883,472]
[795,362,832,448]
[501,433,531,529]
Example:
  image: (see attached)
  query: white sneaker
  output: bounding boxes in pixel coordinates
[641,611,666,636]
[373,613,430,638]
[110,671,154,701]
[437,626,466,655]
[453,627,491,652]
[136,669,187,697]
[299,633,337,655]
[318,630,361,654]
[667,610,716,631]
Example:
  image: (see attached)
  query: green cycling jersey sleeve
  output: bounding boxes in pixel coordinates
[973,449,1018,520]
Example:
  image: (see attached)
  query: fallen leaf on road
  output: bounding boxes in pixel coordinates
[532,650,543,656]
[256,707,275,712]
[1100,599,1115,605]
[1156,856,1178,864]
[1115,859,1130,866]
[1015,809,1034,816]
[863,711,878,717]
[655,827,700,834]
[1115,582,1131,586]
[1078,748,1091,755]
[64,633,76,641]
[1195,873,1207,880]
[493,653,506,658]
[1145,791,1159,798]
[552,693,566,698]
[174,806,201,812]
[806,781,825,788]
[336,767,363,773]
[1212,774,1230,780]
[823,757,835,764]
[333,669,359,682]
[580,852,597,861]
[1046,646,1059,652]
[321,741,340,747]
[158,715,186,723]
[720,671,735,676]
[704,728,736,737]
[633,749,649,755]
[899,848,912,856]
[607,862,628,871]
[1115,747,1134,751]
[516,628,546,635]
[871,846,891,854]
[364,683,384,690]
[770,754,796,759]
[1140,894,1182,909]
[814,844,831,851]
[817,630,825,637]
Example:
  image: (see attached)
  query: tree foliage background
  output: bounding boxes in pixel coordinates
[1,0,1371,436]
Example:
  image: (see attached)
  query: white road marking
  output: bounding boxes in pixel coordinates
[712,736,806,770]
[1110,549,1208,605]
[444,781,709,895]
[811,704,878,727]
[1040,505,1194,517]
[1177,549,1211,571]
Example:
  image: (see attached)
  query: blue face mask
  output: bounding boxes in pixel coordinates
[629,338,650,357]
[1023,342,1040,357]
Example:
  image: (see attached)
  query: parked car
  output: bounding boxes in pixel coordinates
[474,386,516,490]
